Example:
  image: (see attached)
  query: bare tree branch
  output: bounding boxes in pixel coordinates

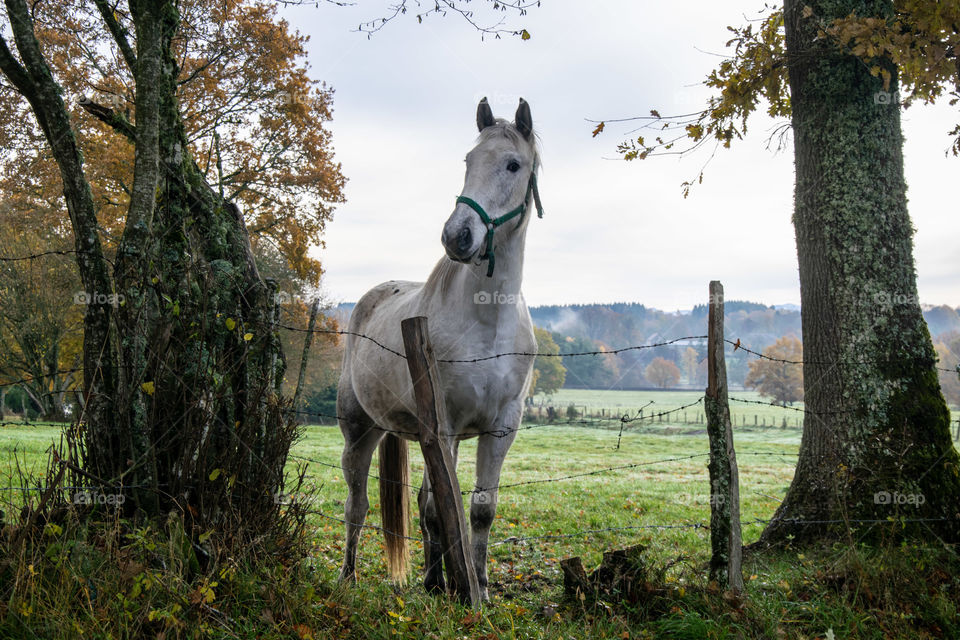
[92,0,137,71]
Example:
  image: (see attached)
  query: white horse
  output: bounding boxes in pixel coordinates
[337,98,542,598]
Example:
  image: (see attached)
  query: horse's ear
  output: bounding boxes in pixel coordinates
[477,97,496,132]
[515,98,533,140]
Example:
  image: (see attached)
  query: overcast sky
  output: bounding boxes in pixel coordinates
[282,0,959,311]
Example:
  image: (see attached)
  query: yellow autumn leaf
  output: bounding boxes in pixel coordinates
[225,317,236,330]
[140,381,155,395]
[209,468,221,481]
[243,332,253,341]
[520,29,531,40]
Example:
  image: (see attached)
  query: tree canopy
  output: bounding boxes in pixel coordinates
[744,335,803,405]
[529,326,565,396]
[594,0,960,194]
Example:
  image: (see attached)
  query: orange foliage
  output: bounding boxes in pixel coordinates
[0,0,345,283]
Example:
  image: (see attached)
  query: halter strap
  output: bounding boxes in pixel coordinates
[455,169,544,277]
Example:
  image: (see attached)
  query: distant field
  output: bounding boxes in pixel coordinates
[531,388,808,428]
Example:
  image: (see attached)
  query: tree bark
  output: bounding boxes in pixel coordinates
[1,0,118,468]
[760,0,960,545]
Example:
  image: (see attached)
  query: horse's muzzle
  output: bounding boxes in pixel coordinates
[442,223,476,262]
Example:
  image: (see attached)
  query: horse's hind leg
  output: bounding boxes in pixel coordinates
[417,474,445,593]
[337,382,384,583]
[417,440,459,593]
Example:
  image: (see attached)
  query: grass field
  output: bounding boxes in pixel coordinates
[2,391,958,638]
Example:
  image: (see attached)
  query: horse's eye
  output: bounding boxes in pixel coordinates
[507,160,521,173]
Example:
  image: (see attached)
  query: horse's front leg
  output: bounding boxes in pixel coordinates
[471,427,518,600]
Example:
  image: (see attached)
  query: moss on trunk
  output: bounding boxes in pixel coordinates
[759,0,960,546]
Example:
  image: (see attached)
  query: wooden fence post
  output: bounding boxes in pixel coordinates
[401,316,480,608]
[292,297,321,414]
[705,281,744,594]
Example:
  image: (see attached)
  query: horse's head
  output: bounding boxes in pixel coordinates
[441,98,541,275]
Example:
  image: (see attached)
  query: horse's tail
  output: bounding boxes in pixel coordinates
[379,433,410,583]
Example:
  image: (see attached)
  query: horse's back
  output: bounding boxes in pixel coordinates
[348,280,422,335]
[340,279,425,429]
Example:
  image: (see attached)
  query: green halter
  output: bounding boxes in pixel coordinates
[455,167,544,277]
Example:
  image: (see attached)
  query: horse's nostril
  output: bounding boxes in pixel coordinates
[456,226,472,253]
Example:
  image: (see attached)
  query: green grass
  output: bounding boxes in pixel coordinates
[1,392,958,639]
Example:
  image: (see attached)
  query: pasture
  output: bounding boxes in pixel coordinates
[3,391,957,638]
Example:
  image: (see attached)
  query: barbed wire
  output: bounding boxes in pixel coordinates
[0,249,78,262]
[726,337,960,374]
[292,448,806,501]
[303,508,952,551]
[0,368,84,389]
[437,335,709,364]
[727,395,860,417]
[276,323,408,358]
[0,420,74,428]
[0,483,159,493]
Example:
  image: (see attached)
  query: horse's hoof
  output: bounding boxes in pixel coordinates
[424,578,446,594]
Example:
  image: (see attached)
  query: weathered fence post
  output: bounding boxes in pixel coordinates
[292,297,321,415]
[705,281,744,594]
[401,316,480,608]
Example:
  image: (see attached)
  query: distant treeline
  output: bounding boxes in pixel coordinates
[528,301,960,390]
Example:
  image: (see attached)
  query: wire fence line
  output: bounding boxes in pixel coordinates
[724,337,960,374]
[2,450,809,497]
[274,322,959,373]
[0,249,79,262]
[306,506,953,550]
[2,329,956,393]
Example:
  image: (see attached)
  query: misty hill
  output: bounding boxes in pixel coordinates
[528,302,960,390]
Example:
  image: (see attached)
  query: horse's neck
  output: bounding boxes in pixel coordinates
[423,231,528,354]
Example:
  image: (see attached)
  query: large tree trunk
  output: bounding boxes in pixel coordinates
[1,0,293,539]
[759,0,960,545]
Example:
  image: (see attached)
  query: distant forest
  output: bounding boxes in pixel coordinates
[528,301,960,390]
